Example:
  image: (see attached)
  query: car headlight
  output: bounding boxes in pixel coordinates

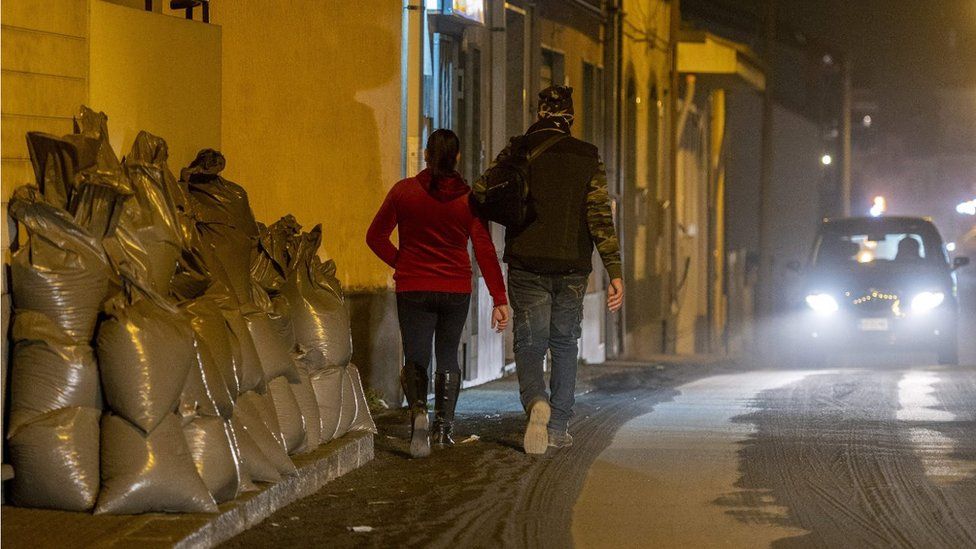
[805,293,839,314]
[910,291,944,314]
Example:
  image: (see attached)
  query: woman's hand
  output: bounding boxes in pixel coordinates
[491,305,510,333]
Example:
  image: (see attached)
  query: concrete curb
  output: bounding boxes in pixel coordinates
[177,431,374,548]
[1,431,373,549]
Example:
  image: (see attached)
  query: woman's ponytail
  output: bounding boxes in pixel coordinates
[425,129,460,190]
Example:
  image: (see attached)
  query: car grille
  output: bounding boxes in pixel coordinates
[847,289,900,316]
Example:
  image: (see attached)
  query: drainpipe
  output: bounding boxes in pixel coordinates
[841,57,852,217]
[666,0,680,352]
[605,0,624,358]
[402,0,424,178]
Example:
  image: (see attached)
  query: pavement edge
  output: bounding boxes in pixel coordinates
[175,430,374,549]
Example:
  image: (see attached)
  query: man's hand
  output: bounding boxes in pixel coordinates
[492,305,510,332]
[607,278,624,312]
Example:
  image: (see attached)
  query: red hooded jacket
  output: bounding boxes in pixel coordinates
[366,169,507,306]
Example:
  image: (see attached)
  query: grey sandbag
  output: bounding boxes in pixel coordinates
[26,107,132,239]
[347,364,378,434]
[64,107,133,240]
[183,416,242,503]
[8,311,102,436]
[8,185,110,343]
[225,419,260,492]
[7,406,101,511]
[184,296,241,398]
[281,225,352,370]
[113,132,185,294]
[310,366,343,443]
[243,305,300,383]
[336,365,358,438]
[179,332,235,421]
[233,399,296,476]
[198,221,256,304]
[268,376,307,455]
[238,390,286,450]
[183,149,260,305]
[96,413,218,514]
[97,290,195,433]
[269,293,299,355]
[251,221,290,293]
[292,364,322,453]
[230,414,281,483]
[218,300,266,394]
[25,131,86,211]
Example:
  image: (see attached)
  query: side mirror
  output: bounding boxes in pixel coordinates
[953,256,970,270]
[786,260,802,273]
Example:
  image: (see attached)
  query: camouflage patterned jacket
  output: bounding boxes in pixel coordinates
[477,120,622,279]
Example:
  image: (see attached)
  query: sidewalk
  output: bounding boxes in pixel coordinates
[1,431,373,549]
[222,356,736,548]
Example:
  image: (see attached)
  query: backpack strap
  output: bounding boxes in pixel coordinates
[526,133,568,163]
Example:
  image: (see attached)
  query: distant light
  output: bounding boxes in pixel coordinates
[869,195,886,217]
[857,250,875,263]
[821,153,833,166]
[947,242,957,252]
[957,199,976,215]
[822,54,834,65]
[862,115,872,128]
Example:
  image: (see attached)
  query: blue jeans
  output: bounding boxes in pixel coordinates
[508,268,588,431]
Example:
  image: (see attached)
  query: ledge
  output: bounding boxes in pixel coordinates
[0,431,374,549]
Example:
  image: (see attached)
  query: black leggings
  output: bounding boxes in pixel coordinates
[396,291,471,375]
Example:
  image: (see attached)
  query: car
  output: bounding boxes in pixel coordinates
[793,216,970,365]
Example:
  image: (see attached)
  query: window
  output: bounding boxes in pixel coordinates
[815,233,931,266]
[541,48,565,91]
[582,61,605,145]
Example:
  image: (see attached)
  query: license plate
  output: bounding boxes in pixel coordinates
[859,318,889,331]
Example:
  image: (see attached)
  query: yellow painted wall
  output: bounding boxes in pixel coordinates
[619,0,673,357]
[537,18,602,142]
[89,0,221,175]
[1,0,89,204]
[212,1,403,291]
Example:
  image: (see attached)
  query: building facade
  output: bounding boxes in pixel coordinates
[2,0,763,406]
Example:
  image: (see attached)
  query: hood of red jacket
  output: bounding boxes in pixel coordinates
[417,169,470,202]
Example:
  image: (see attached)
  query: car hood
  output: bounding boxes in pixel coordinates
[805,263,951,297]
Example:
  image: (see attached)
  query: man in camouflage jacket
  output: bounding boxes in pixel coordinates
[478,85,623,454]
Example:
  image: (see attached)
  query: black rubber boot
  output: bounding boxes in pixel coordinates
[431,371,461,446]
[400,363,430,458]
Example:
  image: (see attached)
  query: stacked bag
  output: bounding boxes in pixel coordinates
[5,107,375,514]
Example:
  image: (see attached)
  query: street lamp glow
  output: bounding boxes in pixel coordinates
[821,153,833,166]
[957,199,976,216]
[870,195,886,217]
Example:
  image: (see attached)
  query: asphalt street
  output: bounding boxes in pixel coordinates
[224,273,976,548]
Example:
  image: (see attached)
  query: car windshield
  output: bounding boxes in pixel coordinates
[814,232,934,267]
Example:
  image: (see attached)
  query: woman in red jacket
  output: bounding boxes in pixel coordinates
[367,129,509,459]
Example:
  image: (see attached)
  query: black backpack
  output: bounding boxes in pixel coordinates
[471,132,567,228]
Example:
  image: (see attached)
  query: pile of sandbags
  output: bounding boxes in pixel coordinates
[266,218,376,442]
[4,107,374,515]
[5,108,131,511]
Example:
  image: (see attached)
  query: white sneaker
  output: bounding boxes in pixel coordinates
[523,400,551,454]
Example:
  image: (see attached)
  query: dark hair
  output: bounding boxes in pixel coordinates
[426,129,460,189]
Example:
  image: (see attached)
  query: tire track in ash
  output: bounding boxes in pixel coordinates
[727,368,976,548]
[438,366,692,548]
[220,361,727,549]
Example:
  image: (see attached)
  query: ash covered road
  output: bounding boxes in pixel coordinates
[224,273,976,548]
[223,360,976,548]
